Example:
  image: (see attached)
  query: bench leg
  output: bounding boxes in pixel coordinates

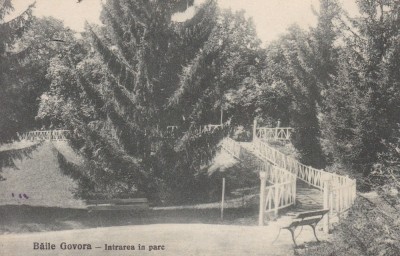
[310,224,320,242]
[276,227,298,247]
[288,228,297,247]
[271,228,282,245]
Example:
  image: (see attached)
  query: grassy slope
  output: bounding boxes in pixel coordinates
[0,141,85,208]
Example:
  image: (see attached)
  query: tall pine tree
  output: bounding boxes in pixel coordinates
[38,0,220,202]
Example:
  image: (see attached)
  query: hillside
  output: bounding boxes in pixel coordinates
[0,141,85,208]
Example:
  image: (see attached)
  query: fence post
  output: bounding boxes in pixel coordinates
[221,177,225,221]
[323,178,331,233]
[253,119,257,142]
[259,172,267,226]
[220,107,223,125]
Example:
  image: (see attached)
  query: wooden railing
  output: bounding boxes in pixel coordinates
[327,173,357,214]
[221,137,242,159]
[18,130,71,141]
[253,137,328,189]
[219,136,296,219]
[256,127,292,141]
[166,126,179,133]
[253,134,356,225]
[263,179,297,214]
[259,162,297,214]
[258,161,296,185]
[164,124,223,137]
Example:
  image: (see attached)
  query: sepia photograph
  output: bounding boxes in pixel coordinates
[0,0,399,255]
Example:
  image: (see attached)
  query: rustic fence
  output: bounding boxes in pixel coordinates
[18,130,71,141]
[221,137,242,159]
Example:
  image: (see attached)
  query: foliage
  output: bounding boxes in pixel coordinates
[321,0,400,177]
[295,194,400,256]
[0,1,34,143]
[36,0,233,202]
[263,30,321,167]
[0,142,41,180]
[170,9,262,127]
[0,1,47,176]
[368,127,400,191]
[55,150,95,198]
[13,17,77,130]
[6,0,400,207]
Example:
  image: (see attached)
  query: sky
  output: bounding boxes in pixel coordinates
[8,0,359,44]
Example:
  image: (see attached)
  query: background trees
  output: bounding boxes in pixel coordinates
[321,0,400,180]
[3,0,400,199]
[169,9,262,128]
[260,0,341,168]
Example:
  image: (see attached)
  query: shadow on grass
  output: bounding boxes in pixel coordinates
[0,204,260,234]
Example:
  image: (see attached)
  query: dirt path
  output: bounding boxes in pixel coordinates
[0,223,301,256]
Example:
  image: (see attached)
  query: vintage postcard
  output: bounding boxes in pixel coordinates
[0,0,398,255]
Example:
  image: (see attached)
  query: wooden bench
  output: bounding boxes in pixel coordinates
[86,198,149,212]
[272,209,329,247]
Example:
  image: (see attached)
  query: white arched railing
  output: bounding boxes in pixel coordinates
[18,130,71,141]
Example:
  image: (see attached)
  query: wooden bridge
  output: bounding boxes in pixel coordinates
[221,120,357,232]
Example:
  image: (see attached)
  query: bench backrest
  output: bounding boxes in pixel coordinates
[294,209,329,220]
[287,209,329,228]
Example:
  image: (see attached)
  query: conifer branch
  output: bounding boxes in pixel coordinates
[87,26,136,91]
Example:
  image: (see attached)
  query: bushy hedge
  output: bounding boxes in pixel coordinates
[295,192,400,256]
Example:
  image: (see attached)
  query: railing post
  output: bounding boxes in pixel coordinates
[293,175,297,206]
[274,184,279,216]
[323,178,331,233]
[259,171,267,226]
[253,119,257,142]
[221,177,225,221]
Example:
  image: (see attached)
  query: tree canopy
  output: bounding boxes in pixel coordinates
[2,0,400,198]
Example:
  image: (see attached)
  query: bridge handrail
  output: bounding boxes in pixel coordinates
[257,161,296,184]
[164,124,224,137]
[263,179,296,213]
[220,136,297,214]
[260,161,297,213]
[18,130,71,141]
[256,127,292,141]
[20,124,225,142]
[253,136,356,215]
[221,137,242,159]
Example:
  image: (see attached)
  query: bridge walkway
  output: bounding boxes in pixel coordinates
[238,141,324,214]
